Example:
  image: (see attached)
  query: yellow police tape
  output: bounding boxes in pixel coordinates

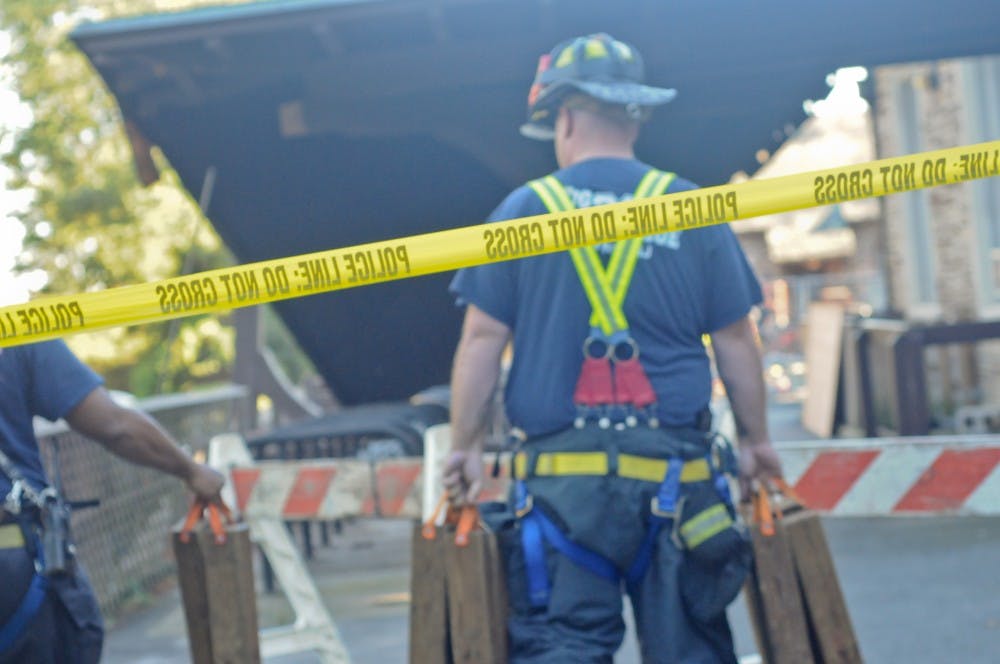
[1,140,998,347]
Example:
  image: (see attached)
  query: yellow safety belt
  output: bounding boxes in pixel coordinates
[527,170,677,336]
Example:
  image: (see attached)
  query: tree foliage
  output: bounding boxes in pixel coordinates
[0,0,302,396]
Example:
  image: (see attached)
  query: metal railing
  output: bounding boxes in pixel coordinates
[845,318,1000,436]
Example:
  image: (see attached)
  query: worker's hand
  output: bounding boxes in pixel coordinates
[186,463,226,502]
[737,439,783,502]
[442,449,483,506]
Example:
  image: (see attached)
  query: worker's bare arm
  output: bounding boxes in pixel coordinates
[710,314,782,498]
[65,387,224,500]
[445,304,511,503]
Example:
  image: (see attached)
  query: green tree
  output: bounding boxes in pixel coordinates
[0,0,314,397]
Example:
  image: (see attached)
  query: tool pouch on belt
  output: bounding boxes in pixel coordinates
[677,469,751,623]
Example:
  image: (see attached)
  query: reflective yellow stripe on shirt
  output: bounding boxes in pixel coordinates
[528,170,676,336]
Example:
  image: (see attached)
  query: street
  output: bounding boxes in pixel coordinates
[102,404,1000,663]
[103,513,1000,663]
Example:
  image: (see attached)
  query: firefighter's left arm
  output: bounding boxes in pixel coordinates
[710,314,783,499]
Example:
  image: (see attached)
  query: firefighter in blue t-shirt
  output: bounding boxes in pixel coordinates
[0,340,224,663]
[445,34,783,663]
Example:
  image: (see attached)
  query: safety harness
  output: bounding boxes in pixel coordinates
[527,169,676,430]
[0,449,49,653]
[514,449,725,607]
[513,170,732,607]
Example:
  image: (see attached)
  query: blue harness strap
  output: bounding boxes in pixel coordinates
[517,456,684,607]
[625,456,682,590]
[0,527,51,654]
[0,571,48,653]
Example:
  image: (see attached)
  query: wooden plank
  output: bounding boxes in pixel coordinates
[444,528,507,664]
[784,511,862,663]
[744,519,814,664]
[173,529,214,664]
[409,521,452,664]
[173,522,261,664]
[201,523,261,664]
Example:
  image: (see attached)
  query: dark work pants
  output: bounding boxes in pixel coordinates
[0,544,104,664]
[492,427,737,664]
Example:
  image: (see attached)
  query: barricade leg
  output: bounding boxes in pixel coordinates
[209,433,351,664]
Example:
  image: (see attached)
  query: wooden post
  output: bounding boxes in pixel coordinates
[444,529,508,664]
[173,522,261,664]
[409,521,453,664]
[744,517,813,664]
[784,511,862,663]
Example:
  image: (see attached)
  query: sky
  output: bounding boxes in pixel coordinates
[0,29,43,306]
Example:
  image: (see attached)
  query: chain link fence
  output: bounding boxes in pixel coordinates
[35,384,248,623]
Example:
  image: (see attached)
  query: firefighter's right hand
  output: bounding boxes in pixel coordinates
[186,463,226,502]
[442,449,483,506]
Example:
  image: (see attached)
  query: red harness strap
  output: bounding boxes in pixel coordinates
[573,356,616,406]
[613,357,656,409]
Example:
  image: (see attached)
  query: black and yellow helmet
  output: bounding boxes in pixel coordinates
[521,33,677,140]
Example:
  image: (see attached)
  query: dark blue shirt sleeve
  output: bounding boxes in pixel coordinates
[449,186,544,327]
[27,340,103,421]
[702,225,764,332]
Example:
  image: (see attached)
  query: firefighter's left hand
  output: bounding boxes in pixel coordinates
[442,449,483,506]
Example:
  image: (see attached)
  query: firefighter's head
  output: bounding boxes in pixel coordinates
[520,33,676,142]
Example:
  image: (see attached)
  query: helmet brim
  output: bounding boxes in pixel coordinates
[519,122,557,140]
[520,80,677,141]
[574,80,677,107]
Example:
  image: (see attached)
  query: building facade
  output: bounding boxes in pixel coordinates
[874,54,1000,420]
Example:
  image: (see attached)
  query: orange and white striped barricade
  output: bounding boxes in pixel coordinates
[209,433,351,664]
[422,426,1000,517]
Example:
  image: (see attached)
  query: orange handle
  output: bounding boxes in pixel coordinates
[178,501,204,543]
[420,495,479,546]
[179,498,233,545]
[422,494,449,540]
[753,486,776,537]
[750,477,809,538]
[454,505,478,547]
[772,477,807,506]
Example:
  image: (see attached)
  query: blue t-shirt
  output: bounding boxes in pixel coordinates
[450,157,762,437]
[0,340,103,492]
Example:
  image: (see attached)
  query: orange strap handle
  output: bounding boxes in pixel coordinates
[421,494,478,547]
[772,477,806,505]
[422,494,449,540]
[454,504,478,547]
[750,477,810,538]
[753,486,776,537]
[179,499,233,545]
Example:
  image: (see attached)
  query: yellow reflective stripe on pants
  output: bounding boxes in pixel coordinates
[0,523,25,550]
[679,503,734,549]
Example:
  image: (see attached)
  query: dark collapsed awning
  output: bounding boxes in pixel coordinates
[71,0,1000,405]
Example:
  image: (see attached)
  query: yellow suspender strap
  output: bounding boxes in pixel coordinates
[527,170,676,336]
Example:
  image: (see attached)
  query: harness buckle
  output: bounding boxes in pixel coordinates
[650,494,676,519]
[4,481,24,516]
[515,494,534,518]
